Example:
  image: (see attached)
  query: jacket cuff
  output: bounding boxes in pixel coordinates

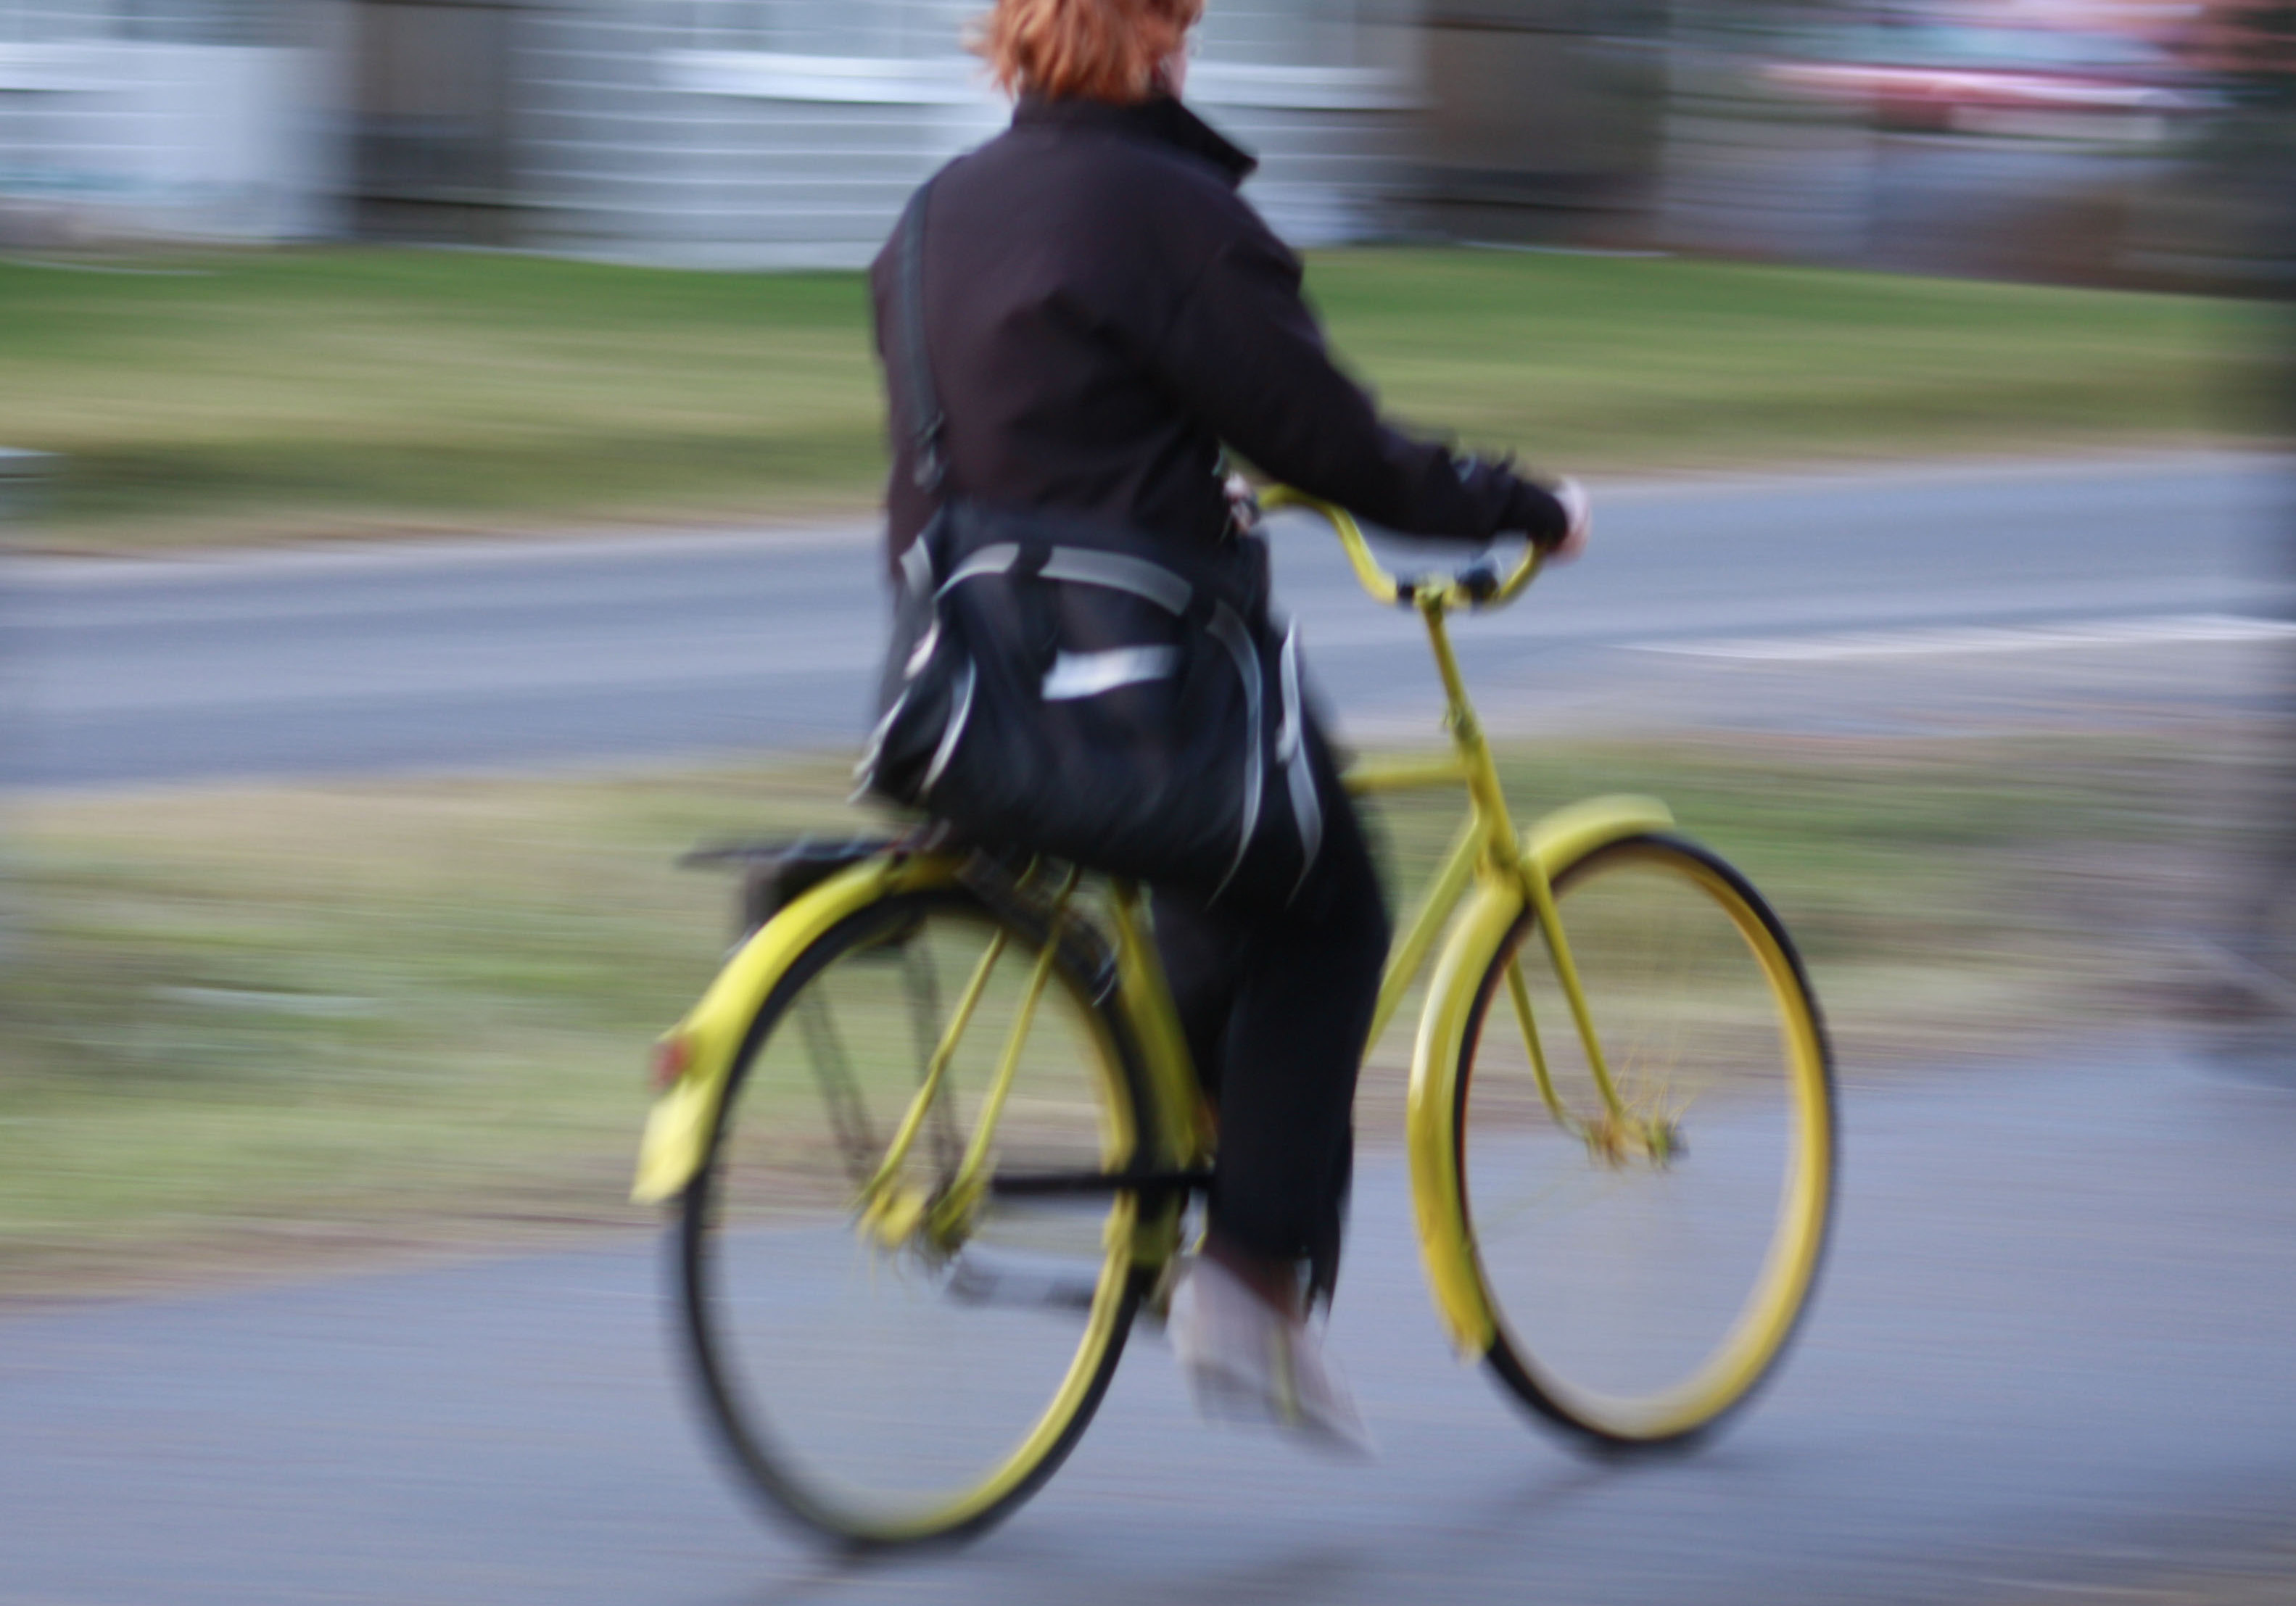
[1501,479,1570,548]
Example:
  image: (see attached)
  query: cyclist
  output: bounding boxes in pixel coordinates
[868,0,1590,1451]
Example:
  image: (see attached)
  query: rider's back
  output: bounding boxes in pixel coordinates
[867,94,1569,581]
[869,94,1270,568]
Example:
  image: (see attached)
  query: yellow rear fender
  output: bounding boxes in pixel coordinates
[1406,794,1674,1356]
[631,853,962,1204]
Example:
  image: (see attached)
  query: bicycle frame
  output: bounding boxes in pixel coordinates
[1338,586,1673,1353]
[631,493,1675,1354]
[1276,489,1664,1141]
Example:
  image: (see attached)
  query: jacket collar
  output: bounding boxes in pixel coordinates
[1012,93,1258,188]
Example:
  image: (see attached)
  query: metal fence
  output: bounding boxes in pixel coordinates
[508,0,1419,267]
[0,0,339,243]
[0,0,2280,287]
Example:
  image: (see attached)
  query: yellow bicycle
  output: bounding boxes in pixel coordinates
[632,492,1837,1549]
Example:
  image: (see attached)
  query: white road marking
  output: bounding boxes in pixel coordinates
[1624,613,2296,663]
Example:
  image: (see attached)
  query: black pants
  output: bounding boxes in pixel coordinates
[1152,725,1389,1301]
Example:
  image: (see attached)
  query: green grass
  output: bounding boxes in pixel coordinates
[0,247,2256,550]
[0,252,885,545]
[0,734,2221,1300]
[1309,250,2248,468]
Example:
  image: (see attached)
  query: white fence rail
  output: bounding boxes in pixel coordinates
[0,30,339,241]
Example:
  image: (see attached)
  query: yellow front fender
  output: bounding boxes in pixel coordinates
[631,853,962,1204]
[1405,794,1674,1356]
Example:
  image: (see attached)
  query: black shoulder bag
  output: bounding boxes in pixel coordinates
[855,180,1324,903]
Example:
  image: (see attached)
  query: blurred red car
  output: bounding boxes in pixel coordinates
[1766,23,2207,135]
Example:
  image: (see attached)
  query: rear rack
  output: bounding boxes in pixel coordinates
[680,835,898,937]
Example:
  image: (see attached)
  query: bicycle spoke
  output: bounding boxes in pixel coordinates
[684,887,1141,1544]
[1457,837,1833,1445]
[795,990,877,1185]
[904,940,963,1178]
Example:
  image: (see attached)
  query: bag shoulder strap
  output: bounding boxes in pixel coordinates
[894,178,949,495]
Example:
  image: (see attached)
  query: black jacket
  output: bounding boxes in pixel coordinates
[868,94,1567,573]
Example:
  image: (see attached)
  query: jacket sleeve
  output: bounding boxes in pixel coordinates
[1150,225,1567,545]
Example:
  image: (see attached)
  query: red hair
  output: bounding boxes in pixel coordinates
[972,0,1205,103]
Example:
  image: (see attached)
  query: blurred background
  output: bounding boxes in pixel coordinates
[6,3,2296,1603]
[0,0,2287,278]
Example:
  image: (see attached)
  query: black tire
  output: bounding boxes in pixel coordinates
[1454,834,1837,1449]
[678,884,1153,1549]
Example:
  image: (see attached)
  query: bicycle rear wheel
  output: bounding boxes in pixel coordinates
[1455,834,1835,1446]
[680,884,1147,1548]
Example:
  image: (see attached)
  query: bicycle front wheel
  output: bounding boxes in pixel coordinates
[680,884,1147,1549]
[1455,833,1835,1446]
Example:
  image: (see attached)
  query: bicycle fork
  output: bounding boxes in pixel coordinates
[1419,593,1676,1170]
[1506,856,1681,1168]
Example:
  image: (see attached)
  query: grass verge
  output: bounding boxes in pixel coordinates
[0,732,2229,1303]
[0,247,2257,550]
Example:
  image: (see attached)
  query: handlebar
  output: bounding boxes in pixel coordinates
[1258,486,1545,613]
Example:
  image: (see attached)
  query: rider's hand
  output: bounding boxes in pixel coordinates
[1546,477,1591,564]
[1223,471,1261,538]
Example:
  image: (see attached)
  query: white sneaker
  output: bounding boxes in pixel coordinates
[1166,1255,1376,1459]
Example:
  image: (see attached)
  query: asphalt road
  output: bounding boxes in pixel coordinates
[9,1045,2296,1605]
[5,452,2288,788]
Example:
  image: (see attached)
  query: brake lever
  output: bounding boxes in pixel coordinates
[1455,556,1503,605]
